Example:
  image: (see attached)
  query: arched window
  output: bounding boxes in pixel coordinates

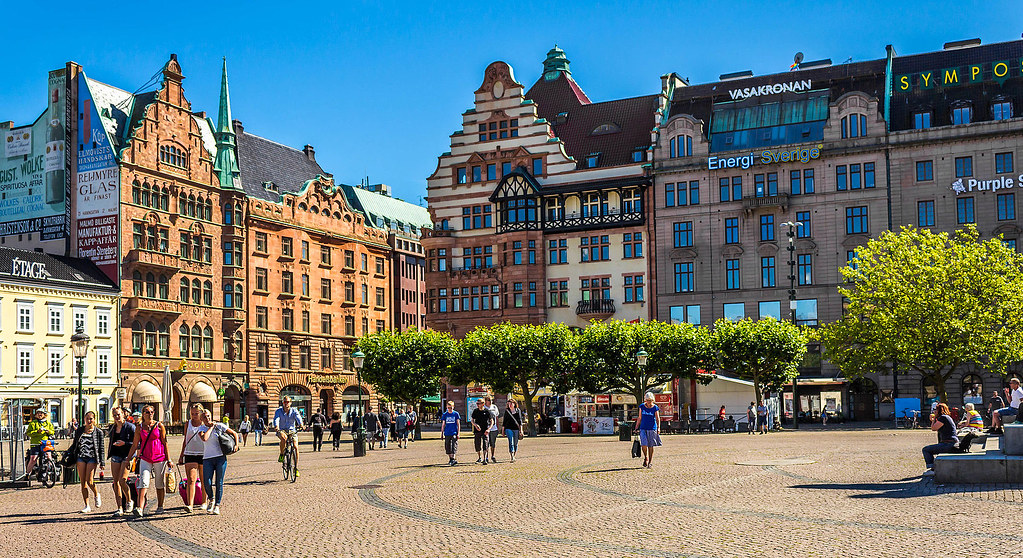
[179,278,189,302]
[190,325,201,358]
[179,325,189,356]
[202,326,214,359]
[192,236,202,261]
[141,181,151,207]
[841,113,867,139]
[234,203,243,224]
[179,194,187,215]
[158,275,169,299]
[202,281,213,306]
[161,187,170,211]
[132,181,141,204]
[132,271,143,296]
[205,200,214,221]
[188,195,196,217]
[191,279,201,305]
[670,135,693,158]
[145,272,156,298]
[234,284,243,308]
[962,374,983,406]
[144,321,157,356]
[158,323,169,356]
[234,331,243,360]
[131,321,143,355]
[223,283,234,308]
[223,203,233,225]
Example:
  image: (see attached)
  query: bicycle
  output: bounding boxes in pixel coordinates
[282,430,298,483]
[31,440,59,488]
[898,410,920,429]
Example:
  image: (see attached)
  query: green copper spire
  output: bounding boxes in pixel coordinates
[543,44,571,80]
[214,57,241,190]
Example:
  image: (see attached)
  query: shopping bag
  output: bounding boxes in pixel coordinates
[631,435,641,458]
[165,466,176,495]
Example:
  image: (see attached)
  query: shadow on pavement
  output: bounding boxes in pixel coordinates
[579,467,636,474]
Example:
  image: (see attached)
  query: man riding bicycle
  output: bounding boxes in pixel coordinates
[273,396,303,473]
[26,409,55,476]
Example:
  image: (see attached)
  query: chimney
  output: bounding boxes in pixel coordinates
[232,119,243,134]
[303,145,315,162]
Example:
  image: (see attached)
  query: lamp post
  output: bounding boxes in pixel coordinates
[70,326,91,424]
[780,221,803,430]
[351,349,366,457]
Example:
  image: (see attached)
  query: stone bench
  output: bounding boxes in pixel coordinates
[933,450,1023,483]
[1003,424,1023,456]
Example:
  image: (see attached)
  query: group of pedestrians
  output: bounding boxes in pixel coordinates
[444,397,525,466]
[745,402,769,435]
[359,406,417,450]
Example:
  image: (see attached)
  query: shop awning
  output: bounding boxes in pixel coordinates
[189,382,217,403]
[793,377,846,386]
[1,391,71,403]
[132,381,162,403]
[421,395,441,404]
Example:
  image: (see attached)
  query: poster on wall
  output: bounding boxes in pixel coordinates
[0,69,69,240]
[581,416,614,435]
[75,73,119,283]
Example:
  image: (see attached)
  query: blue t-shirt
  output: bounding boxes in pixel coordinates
[442,411,460,436]
[639,404,659,430]
[274,407,303,432]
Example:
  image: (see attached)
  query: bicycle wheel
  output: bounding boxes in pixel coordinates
[40,461,56,488]
[282,451,291,480]
[289,449,297,483]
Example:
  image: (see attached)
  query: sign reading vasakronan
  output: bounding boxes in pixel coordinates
[728,79,812,100]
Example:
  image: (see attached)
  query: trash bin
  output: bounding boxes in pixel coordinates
[619,423,632,441]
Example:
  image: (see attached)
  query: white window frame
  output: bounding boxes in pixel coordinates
[16,344,34,381]
[17,301,33,333]
[96,347,112,379]
[47,346,65,380]
[96,308,111,337]
[72,305,87,335]
[47,303,64,335]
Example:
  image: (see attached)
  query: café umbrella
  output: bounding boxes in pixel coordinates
[162,364,172,424]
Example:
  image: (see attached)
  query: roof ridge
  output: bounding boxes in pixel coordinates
[239,130,306,153]
[85,76,133,96]
[572,93,660,107]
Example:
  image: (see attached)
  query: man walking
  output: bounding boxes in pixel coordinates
[309,408,326,452]
[377,406,391,449]
[364,408,379,450]
[757,401,769,434]
[406,407,417,442]
[441,401,460,465]
[253,413,265,446]
[470,399,493,464]
[485,396,500,463]
[395,408,409,449]
[746,402,756,435]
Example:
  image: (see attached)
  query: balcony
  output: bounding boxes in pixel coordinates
[542,210,644,233]
[125,249,180,271]
[223,308,246,324]
[126,297,181,317]
[222,266,244,281]
[742,193,790,214]
[576,298,615,318]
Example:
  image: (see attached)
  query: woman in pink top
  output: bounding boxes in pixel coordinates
[125,405,172,518]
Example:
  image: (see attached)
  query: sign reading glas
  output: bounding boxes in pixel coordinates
[76,73,120,283]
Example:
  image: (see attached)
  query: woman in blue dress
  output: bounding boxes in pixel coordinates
[633,393,662,468]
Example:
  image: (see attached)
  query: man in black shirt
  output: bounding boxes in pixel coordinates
[470,399,493,465]
[377,407,391,449]
[364,409,379,450]
[309,409,327,452]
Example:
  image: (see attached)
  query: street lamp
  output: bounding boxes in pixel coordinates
[780,221,803,430]
[70,326,91,424]
[635,348,648,368]
[351,349,366,457]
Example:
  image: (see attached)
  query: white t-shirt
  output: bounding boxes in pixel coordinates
[203,423,226,459]
[183,421,208,456]
[1009,386,1023,409]
[488,404,499,432]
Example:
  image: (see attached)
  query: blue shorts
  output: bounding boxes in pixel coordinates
[77,457,98,465]
[110,455,126,464]
[398,429,408,439]
[995,406,1018,417]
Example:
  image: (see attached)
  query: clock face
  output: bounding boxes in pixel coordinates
[493,81,505,99]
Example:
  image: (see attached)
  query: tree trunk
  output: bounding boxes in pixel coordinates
[520,385,537,437]
[753,377,763,407]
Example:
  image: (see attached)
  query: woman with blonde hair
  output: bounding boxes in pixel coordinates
[633,393,662,469]
[178,403,207,512]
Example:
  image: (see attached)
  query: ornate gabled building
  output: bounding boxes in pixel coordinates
[424,47,665,346]
[235,123,391,421]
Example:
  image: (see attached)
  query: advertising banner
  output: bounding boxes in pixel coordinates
[75,73,119,282]
[654,393,674,419]
[580,416,614,435]
[0,69,69,239]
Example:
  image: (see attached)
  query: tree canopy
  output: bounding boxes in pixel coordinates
[817,225,1023,402]
[450,322,576,435]
[356,329,455,408]
[711,318,808,405]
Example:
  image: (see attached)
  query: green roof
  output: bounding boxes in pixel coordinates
[338,184,432,233]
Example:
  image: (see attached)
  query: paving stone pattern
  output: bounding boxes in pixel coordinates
[1,428,1020,557]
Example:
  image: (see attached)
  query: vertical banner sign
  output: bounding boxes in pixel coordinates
[76,73,119,282]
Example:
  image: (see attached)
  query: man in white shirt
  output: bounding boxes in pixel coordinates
[485,396,500,463]
[991,377,1023,434]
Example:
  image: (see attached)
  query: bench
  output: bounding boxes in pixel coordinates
[933,425,1022,483]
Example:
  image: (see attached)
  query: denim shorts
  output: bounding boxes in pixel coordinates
[110,455,126,464]
[77,457,98,465]
[996,406,1018,417]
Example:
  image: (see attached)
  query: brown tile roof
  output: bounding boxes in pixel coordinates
[526,73,657,168]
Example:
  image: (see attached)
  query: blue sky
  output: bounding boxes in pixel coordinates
[2,1,1021,204]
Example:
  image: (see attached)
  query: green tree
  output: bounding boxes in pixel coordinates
[818,225,1023,402]
[450,322,575,436]
[576,320,713,415]
[356,329,456,416]
[711,318,808,405]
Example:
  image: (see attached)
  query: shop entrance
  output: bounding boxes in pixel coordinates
[849,378,879,421]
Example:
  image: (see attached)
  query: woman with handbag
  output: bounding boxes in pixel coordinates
[178,404,207,513]
[70,411,105,513]
[633,393,662,469]
[107,408,136,516]
[198,409,240,515]
[125,405,172,518]
[502,399,525,462]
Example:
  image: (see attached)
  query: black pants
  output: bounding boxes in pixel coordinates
[312,426,323,451]
[473,430,489,453]
[331,428,342,449]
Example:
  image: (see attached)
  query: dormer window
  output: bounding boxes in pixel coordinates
[841,114,867,138]
[159,145,187,169]
[632,150,645,163]
[586,153,601,168]
[992,100,1012,121]
[669,135,692,158]
[592,123,620,135]
[263,181,279,193]
[913,110,932,129]
[951,103,972,125]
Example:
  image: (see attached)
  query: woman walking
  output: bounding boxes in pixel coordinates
[330,412,343,450]
[125,405,171,518]
[502,399,525,462]
[71,411,105,513]
[107,408,135,516]
[633,394,662,469]
[178,404,207,513]
[239,415,251,447]
[198,409,240,514]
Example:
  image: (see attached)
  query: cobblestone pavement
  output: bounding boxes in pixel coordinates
[2,427,1021,557]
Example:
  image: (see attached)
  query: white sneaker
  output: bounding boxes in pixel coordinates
[80,505,92,514]
[133,507,144,518]
[95,494,102,508]
[112,509,123,517]
[206,500,215,513]
[124,500,134,513]
[212,505,220,515]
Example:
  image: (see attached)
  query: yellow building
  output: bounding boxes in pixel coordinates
[0,248,119,429]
